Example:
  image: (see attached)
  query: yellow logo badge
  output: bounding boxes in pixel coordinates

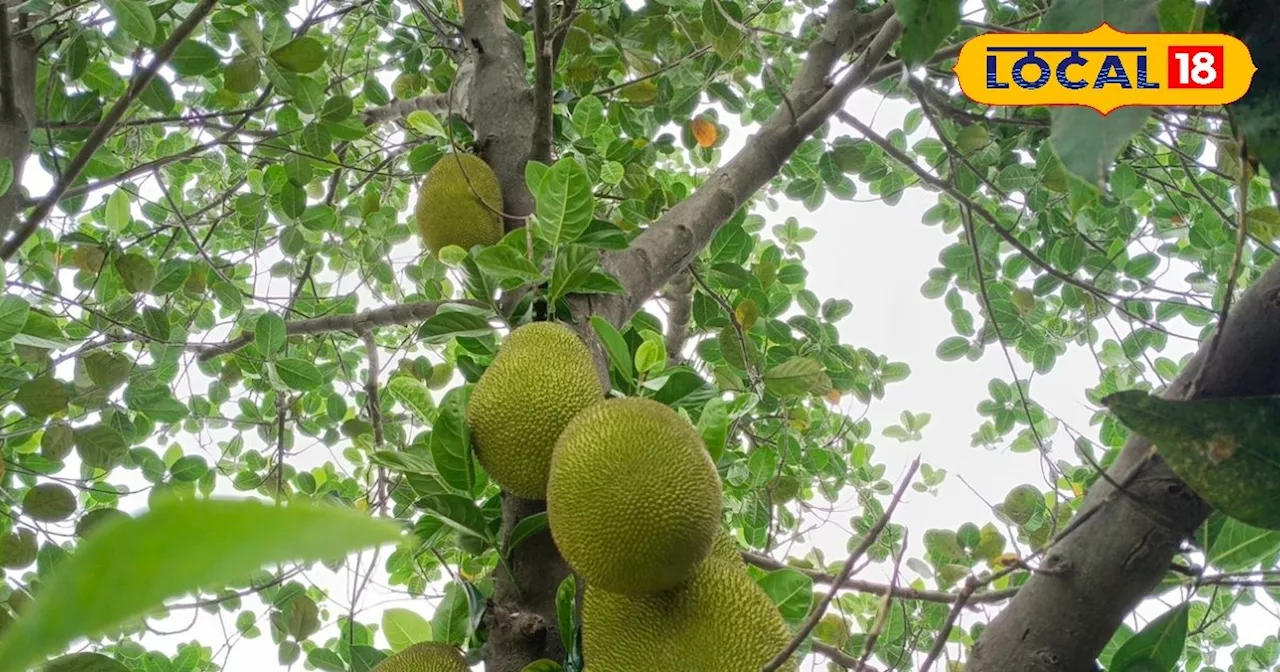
[953,23,1257,115]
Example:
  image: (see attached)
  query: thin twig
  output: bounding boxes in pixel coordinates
[760,457,921,672]
[741,551,1017,605]
[195,299,488,360]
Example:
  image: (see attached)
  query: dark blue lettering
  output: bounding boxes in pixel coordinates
[1094,55,1132,88]
[1135,55,1159,88]
[1012,52,1050,90]
[1055,51,1088,89]
[986,54,1009,89]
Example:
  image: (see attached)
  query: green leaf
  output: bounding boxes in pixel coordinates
[224,54,262,93]
[506,512,548,556]
[763,357,825,397]
[142,306,170,341]
[474,245,545,286]
[1103,392,1280,530]
[0,295,29,342]
[74,424,128,471]
[1108,603,1189,672]
[388,376,435,423]
[936,336,969,361]
[896,0,961,67]
[419,310,493,345]
[23,483,76,522]
[83,351,131,391]
[571,95,604,137]
[382,608,432,652]
[15,375,69,417]
[105,189,130,230]
[0,498,401,672]
[269,37,327,73]
[430,385,475,494]
[1217,0,1280,181]
[1205,515,1280,571]
[420,494,490,542]
[169,455,209,482]
[406,110,446,137]
[520,661,565,672]
[123,384,189,423]
[275,358,323,391]
[533,157,594,246]
[590,315,633,383]
[139,77,175,113]
[44,652,129,672]
[114,253,155,293]
[1050,107,1151,189]
[431,581,470,646]
[549,244,596,302]
[103,0,155,43]
[756,568,814,627]
[255,313,287,357]
[171,41,222,77]
[0,158,13,195]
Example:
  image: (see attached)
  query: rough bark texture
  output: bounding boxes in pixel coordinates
[461,4,571,672]
[0,27,37,241]
[970,263,1280,671]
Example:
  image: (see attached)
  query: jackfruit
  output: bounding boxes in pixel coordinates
[414,153,504,255]
[547,397,723,595]
[467,321,603,499]
[582,557,797,672]
[370,641,469,672]
[710,528,745,569]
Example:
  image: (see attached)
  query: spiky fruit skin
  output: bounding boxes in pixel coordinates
[369,641,469,672]
[582,557,797,672]
[414,153,504,255]
[710,528,744,569]
[467,321,603,499]
[547,397,723,595]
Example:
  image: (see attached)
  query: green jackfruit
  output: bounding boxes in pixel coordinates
[467,321,603,499]
[582,557,797,672]
[547,397,722,595]
[414,153,504,255]
[710,528,744,569]
[370,641,468,672]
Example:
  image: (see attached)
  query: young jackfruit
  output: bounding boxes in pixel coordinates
[414,153,504,255]
[547,397,723,595]
[467,321,603,499]
[581,557,797,672]
[369,641,469,672]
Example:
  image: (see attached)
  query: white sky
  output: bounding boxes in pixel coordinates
[13,4,1279,671]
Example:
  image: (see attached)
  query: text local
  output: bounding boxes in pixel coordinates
[985,46,1161,91]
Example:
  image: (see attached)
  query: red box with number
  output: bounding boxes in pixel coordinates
[1167,45,1225,88]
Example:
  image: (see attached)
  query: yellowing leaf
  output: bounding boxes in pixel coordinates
[691,117,718,148]
[621,79,658,105]
[992,552,1021,568]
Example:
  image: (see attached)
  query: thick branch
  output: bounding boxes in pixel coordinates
[0,22,34,241]
[194,300,482,360]
[0,0,219,260]
[531,0,554,163]
[0,7,16,119]
[663,269,693,366]
[362,93,451,126]
[589,2,901,327]
[969,262,1280,669]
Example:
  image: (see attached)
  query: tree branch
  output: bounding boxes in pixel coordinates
[362,93,451,126]
[762,457,919,672]
[531,0,554,164]
[588,1,901,327]
[969,261,1280,669]
[0,6,16,120]
[741,551,1018,605]
[194,299,483,361]
[811,641,880,672]
[0,0,219,260]
[663,269,693,366]
[0,17,33,242]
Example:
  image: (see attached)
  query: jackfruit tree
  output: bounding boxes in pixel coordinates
[0,0,1279,670]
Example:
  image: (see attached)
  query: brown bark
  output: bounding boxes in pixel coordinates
[0,22,36,241]
[969,264,1280,670]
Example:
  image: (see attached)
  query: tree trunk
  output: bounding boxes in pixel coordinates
[970,263,1280,671]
